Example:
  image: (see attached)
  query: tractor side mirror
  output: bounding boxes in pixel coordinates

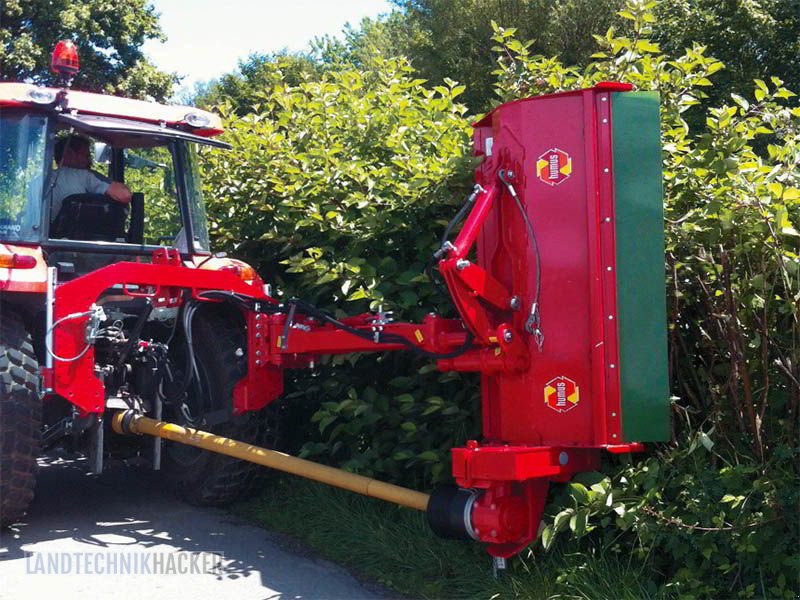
[127,192,144,244]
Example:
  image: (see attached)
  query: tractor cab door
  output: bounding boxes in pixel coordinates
[44,114,228,278]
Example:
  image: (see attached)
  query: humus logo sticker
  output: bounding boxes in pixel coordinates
[544,376,579,413]
[536,148,572,186]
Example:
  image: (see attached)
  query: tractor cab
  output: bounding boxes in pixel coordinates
[0,84,229,277]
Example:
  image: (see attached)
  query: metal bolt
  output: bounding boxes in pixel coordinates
[601,96,608,102]
[491,529,497,537]
[490,503,496,510]
[255,333,261,339]
[602,118,608,123]
[609,363,616,369]
[456,259,470,271]
[608,315,614,320]
[510,296,521,310]
[503,330,513,343]
[611,412,617,417]
[612,434,618,438]
[235,347,244,357]
[559,451,569,465]
[255,359,261,366]
[604,168,609,173]
[604,217,611,223]
[256,350,262,356]
[607,266,613,271]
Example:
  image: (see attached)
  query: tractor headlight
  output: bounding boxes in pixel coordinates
[184,112,210,128]
[27,88,58,105]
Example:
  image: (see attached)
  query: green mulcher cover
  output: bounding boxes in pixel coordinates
[611,91,670,442]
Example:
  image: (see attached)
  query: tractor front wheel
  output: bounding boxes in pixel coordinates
[0,308,41,527]
[163,306,287,506]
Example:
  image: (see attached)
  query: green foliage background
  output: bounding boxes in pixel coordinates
[1,0,176,99]
[196,0,800,114]
[198,1,799,597]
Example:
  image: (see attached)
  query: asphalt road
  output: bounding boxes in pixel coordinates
[0,455,383,600]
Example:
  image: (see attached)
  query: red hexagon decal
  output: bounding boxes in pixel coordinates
[536,148,572,186]
[544,376,580,413]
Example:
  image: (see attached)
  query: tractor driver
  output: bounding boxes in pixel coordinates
[48,134,132,221]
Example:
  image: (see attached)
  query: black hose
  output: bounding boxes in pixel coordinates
[162,300,198,403]
[426,185,484,300]
[115,299,153,368]
[439,188,478,249]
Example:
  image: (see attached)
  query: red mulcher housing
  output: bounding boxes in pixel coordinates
[0,42,669,561]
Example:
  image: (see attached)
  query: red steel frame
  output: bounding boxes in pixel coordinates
[44,83,646,557]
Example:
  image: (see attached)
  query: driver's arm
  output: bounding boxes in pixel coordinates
[85,170,132,204]
[105,181,132,204]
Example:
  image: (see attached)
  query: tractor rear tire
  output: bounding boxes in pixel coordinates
[0,309,41,527]
[164,306,288,506]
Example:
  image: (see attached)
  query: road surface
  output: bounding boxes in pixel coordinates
[0,455,384,600]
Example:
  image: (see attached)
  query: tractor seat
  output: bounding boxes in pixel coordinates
[51,193,128,242]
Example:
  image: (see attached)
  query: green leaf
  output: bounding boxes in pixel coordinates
[319,415,336,433]
[541,525,554,550]
[554,509,573,533]
[782,188,800,201]
[417,451,439,461]
[568,482,589,504]
[570,509,589,536]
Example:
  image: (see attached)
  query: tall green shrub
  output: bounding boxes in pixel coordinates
[201,57,480,487]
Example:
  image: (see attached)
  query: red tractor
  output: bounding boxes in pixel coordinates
[0,42,287,520]
[1,41,670,563]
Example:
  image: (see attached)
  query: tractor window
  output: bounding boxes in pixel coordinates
[180,143,210,252]
[0,112,48,242]
[123,146,183,247]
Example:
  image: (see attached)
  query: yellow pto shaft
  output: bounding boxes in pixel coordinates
[111,411,431,512]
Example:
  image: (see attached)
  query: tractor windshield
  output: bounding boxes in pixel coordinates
[0,112,48,242]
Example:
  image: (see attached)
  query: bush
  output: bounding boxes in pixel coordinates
[200,56,480,486]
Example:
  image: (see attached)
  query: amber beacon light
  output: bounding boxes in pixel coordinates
[51,40,80,77]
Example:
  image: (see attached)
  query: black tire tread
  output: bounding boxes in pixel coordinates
[167,306,288,506]
[0,308,41,527]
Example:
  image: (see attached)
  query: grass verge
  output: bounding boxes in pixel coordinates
[233,476,667,599]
